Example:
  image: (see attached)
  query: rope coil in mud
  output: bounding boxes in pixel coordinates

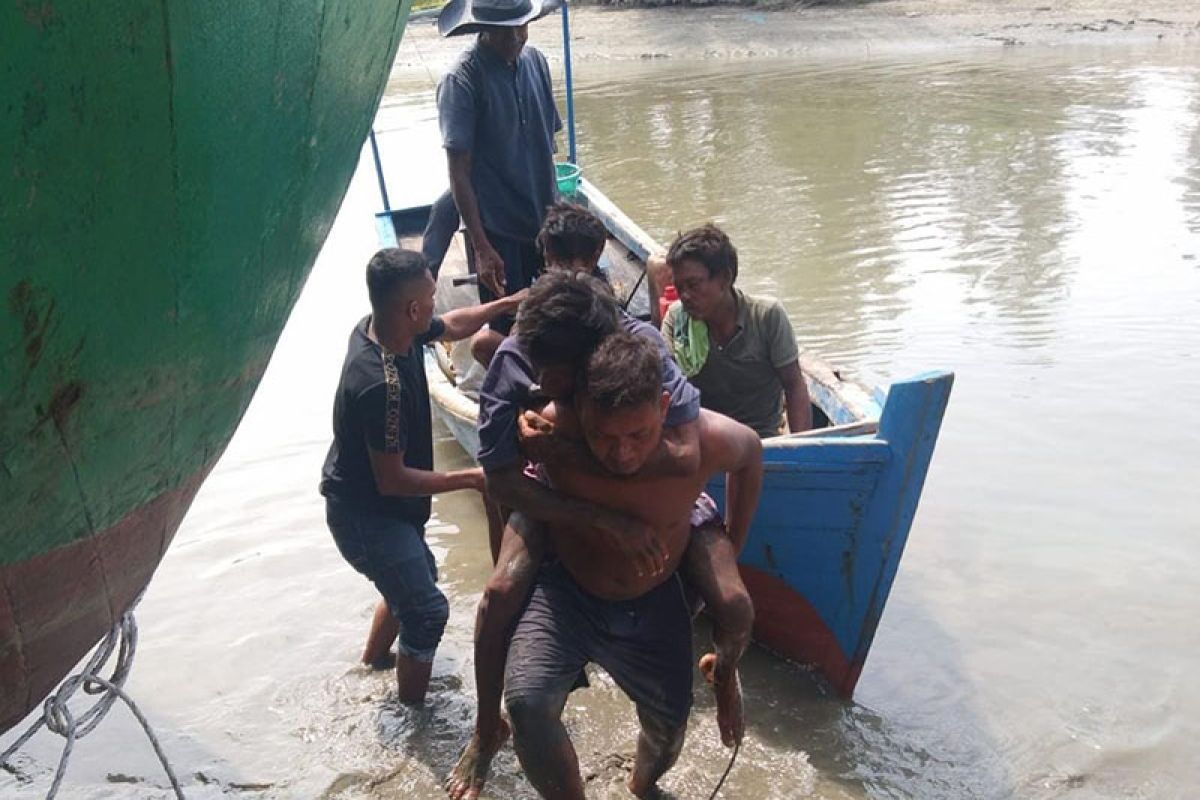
[0,595,184,799]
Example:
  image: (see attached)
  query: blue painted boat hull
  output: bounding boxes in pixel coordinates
[709,372,953,695]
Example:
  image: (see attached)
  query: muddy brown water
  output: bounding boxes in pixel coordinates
[3,16,1199,800]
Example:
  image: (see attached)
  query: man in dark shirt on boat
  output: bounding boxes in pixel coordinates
[436,0,563,366]
[446,265,756,799]
[660,224,813,437]
[320,248,524,704]
[502,333,763,799]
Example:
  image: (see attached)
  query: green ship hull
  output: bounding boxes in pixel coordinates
[1,0,412,733]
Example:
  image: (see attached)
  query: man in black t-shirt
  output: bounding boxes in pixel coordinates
[321,248,524,704]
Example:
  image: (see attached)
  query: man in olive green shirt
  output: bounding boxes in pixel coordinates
[661,224,812,438]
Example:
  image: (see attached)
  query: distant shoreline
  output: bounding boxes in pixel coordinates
[395,1,1200,70]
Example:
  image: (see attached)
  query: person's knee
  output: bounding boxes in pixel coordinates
[471,330,501,367]
[637,706,688,756]
[396,589,450,658]
[484,534,537,601]
[477,580,522,648]
[712,584,754,635]
[481,569,527,621]
[505,691,561,742]
[470,331,489,361]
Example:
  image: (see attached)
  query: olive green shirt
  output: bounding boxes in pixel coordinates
[662,289,799,438]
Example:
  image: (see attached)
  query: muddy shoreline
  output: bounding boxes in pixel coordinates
[395,1,1199,68]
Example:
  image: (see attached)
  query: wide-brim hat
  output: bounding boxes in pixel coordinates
[438,0,561,37]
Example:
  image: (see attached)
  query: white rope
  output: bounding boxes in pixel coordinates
[0,596,184,799]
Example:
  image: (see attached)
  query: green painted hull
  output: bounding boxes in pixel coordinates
[1,0,412,732]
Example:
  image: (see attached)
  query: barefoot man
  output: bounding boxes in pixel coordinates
[503,333,763,799]
[320,248,524,704]
[446,270,756,800]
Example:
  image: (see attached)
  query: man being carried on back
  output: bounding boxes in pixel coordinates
[445,257,758,799]
[502,332,763,798]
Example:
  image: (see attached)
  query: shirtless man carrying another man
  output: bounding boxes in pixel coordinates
[505,332,763,798]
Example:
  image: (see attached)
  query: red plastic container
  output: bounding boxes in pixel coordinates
[659,284,679,321]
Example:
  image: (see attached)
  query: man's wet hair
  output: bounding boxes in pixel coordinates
[517,272,620,369]
[536,202,608,264]
[366,248,430,310]
[582,332,663,413]
[665,223,739,283]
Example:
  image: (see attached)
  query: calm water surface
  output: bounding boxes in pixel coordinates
[4,33,1199,800]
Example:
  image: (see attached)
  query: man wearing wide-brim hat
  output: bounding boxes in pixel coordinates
[435,0,563,366]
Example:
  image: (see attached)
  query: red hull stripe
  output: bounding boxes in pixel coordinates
[0,466,210,734]
[739,564,864,697]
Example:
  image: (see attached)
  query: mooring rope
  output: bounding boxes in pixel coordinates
[706,739,740,800]
[0,596,184,799]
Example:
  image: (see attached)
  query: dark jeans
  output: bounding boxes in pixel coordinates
[325,497,448,662]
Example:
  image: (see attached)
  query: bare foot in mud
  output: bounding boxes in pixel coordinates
[584,753,674,799]
[699,652,744,747]
[444,719,511,800]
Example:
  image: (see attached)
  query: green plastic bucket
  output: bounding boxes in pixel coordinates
[555,162,581,197]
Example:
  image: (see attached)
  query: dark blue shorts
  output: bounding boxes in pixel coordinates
[504,560,694,728]
[325,497,449,662]
[477,230,542,335]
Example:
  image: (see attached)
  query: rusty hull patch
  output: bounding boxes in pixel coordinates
[48,381,85,429]
[8,280,57,368]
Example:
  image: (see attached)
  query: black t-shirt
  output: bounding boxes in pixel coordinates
[320,315,446,524]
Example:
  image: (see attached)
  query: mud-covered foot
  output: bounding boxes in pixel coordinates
[627,768,669,799]
[582,752,652,798]
[627,777,670,799]
[699,652,743,747]
[444,719,511,800]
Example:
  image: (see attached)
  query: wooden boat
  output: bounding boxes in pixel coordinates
[376,179,953,698]
[1,2,412,734]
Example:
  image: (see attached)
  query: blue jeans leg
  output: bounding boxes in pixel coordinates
[326,499,449,663]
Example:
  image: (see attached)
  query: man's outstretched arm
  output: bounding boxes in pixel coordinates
[438,290,528,343]
[369,448,484,496]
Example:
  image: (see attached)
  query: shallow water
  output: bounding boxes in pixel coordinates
[4,25,1200,800]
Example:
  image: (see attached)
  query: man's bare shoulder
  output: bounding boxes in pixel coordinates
[696,409,762,472]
